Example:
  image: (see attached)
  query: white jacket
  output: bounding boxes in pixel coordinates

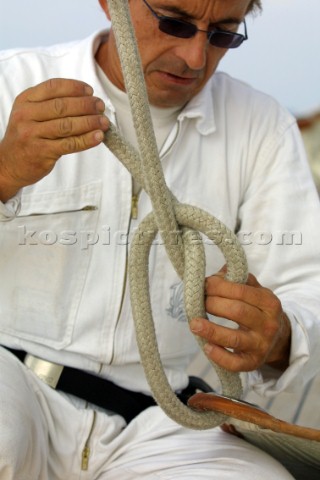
[1,31,320,397]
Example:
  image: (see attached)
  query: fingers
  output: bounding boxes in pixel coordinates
[13,82,106,126]
[205,272,261,304]
[53,129,106,156]
[204,288,282,337]
[190,317,251,350]
[205,272,282,324]
[12,91,109,156]
[27,127,107,166]
[12,78,106,133]
[203,343,260,372]
[16,79,110,148]
[190,317,264,372]
[37,114,109,140]
[0,78,109,195]
[205,294,259,329]
[188,268,290,373]
[26,95,106,122]
[22,78,94,102]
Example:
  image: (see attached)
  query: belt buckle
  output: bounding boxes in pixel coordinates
[24,354,64,388]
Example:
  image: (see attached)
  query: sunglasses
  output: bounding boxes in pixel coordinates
[142,0,248,49]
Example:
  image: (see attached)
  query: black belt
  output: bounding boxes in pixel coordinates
[3,347,212,423]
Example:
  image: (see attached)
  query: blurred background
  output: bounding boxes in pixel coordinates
[1,0,320,187]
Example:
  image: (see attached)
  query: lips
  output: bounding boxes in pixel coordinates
[158,71,198,85]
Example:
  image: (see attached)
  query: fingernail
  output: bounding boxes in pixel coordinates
[99,116,109,129]
[204,344,213,355]
[94,131,104,142]
[96,99,106,113]
[190,319,203,333]
[85,85,93,95]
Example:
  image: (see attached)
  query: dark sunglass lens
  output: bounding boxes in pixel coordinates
[209,32,243,49]
[159,18,196,39]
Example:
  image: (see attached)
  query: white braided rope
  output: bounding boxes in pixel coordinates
[104,0,248,429]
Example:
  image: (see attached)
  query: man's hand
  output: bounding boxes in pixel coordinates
[190,268,291,373]
[0,78,109,201]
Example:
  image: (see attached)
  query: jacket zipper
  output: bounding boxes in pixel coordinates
[109,203,131,364]
[81,410,97,471]
[131,193,139,219]
[110,183,142,364]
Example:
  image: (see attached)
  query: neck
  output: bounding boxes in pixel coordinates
[95,31,126,92]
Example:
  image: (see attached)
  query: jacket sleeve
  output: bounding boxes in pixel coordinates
[239,115,320,397]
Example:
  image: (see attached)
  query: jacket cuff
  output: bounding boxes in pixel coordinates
[0,194,21,221]
[248,310,310,397]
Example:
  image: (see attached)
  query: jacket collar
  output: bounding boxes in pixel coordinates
[177,80,216,136]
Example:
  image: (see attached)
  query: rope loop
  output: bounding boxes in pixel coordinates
[104,0,249,429]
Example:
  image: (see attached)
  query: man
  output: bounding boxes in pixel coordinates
[0,0,319,478]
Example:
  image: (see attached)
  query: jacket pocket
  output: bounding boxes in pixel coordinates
[0,181,102,349]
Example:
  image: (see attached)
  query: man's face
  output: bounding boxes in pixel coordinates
[99,0,251,108]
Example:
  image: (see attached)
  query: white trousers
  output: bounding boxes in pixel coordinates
[0,348,294,480]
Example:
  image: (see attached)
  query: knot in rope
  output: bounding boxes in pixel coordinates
[104,0,248,430]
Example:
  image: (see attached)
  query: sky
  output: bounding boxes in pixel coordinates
[1,0,319,117]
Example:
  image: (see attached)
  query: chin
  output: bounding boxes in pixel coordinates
[148,94,190,109]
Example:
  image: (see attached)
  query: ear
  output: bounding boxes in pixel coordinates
[98,0,111,21]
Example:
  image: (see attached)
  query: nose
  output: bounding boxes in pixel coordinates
[174,32,208,71]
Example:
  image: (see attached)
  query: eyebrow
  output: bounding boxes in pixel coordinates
[156,3,242,25]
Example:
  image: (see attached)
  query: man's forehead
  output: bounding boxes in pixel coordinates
[139,0,252,20]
